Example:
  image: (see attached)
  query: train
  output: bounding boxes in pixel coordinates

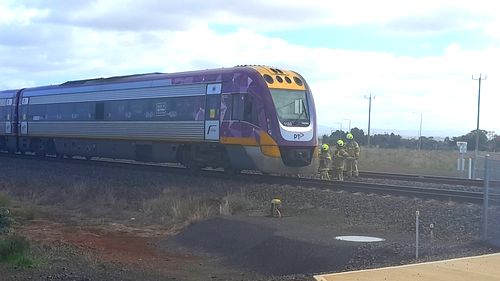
[0,65,318,174]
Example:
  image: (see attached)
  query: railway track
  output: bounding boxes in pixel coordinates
[1,152,496,205]
[359,171,484,187]
[247,174,487,204]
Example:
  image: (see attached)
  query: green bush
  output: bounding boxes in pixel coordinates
[0,208,13,235]
[0,235,33,267]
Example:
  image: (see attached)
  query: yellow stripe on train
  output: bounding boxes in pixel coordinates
[220,131,281,158]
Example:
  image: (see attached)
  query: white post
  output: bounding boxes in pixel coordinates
[416,210,420,259]
[468,158,472,179]
[429,223,434,256]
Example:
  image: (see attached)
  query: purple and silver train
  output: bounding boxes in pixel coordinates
[0,65,318,174]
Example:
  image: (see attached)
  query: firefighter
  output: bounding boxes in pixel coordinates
[318,143,332,180]
[345,132,360,178]
[332,139,349,181]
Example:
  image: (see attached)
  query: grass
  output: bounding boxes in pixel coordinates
[0,235,35,267]
[0,192,10,207]
[359,147,475,177]
[219,192,254,215]
[143,189,255,225]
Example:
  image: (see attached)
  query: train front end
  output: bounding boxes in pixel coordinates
[250,66,318,175]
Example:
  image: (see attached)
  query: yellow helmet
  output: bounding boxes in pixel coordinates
[346,133,353,140]
[321,144,329,151]
[337,139,344,146]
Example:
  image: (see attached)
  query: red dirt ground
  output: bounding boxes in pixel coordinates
[18,219,199,277]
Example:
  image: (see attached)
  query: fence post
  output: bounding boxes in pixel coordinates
[482,155,490,241]
[415,210,420,259]
[468,158,472,179]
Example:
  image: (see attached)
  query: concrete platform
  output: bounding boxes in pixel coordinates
[314,253,500,281]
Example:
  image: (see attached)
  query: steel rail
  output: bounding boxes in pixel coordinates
[359,171,484,187]
[235,174,488,204]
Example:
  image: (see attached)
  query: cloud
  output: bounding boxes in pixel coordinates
[3,0,494,34]
[1,1,500,137]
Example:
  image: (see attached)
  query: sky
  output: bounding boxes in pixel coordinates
[1,0,500,138]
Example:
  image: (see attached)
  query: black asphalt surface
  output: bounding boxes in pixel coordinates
[161,216,363,276]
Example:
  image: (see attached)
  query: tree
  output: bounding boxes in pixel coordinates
[349,127,366,145]
[451,129,488,151]
[488,135,500,152]
[371,133,402,148]
[329,130,346,144]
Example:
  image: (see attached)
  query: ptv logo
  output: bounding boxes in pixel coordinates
[293,133,305,140]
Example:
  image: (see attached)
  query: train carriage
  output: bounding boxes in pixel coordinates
[0,89,20,152]
[5,66,318,174]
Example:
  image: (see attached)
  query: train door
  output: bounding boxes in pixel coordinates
[19,96,29,136]
[2,97,13,135]
[204,83,221,141]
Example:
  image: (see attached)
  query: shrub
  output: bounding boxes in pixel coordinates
[0,208,13,235]
[0,235,33,267]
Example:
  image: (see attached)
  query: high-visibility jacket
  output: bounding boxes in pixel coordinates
[332,147,349,168]
[346,140,360,159]
[319,150,332,170]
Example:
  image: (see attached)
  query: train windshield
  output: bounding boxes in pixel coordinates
[270,89,310,127]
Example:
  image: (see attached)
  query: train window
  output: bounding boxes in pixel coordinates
[231,93,245,120]
[205,94,220,120]
[77,102,92,120]
[0,108,5,121]
[221,94,232,120]
[243,95,259,125]
[270,89,310,127]
[130,101,144,120]
[29,104,47,121]
[45,104,59,121]
[95,102,104,120]
[106,100,127,120]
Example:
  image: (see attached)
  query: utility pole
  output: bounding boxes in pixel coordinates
[412,112,423,150]
[472,74,486,178]
[418,113,422,150]
[343,119,351,131]
[364,94,375,147]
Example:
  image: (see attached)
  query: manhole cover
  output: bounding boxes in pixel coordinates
[335,236,385,242]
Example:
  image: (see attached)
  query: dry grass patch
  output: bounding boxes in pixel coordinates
[360,148,468,176]
[143,189,256,225]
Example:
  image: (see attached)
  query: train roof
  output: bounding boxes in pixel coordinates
[5,66,305,97]
[0,89,19,99]
[21,66,260,97]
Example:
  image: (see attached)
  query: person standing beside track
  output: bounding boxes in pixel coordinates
[332,139,349,181]
[345,132,360,178]
[318,144,332,180]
